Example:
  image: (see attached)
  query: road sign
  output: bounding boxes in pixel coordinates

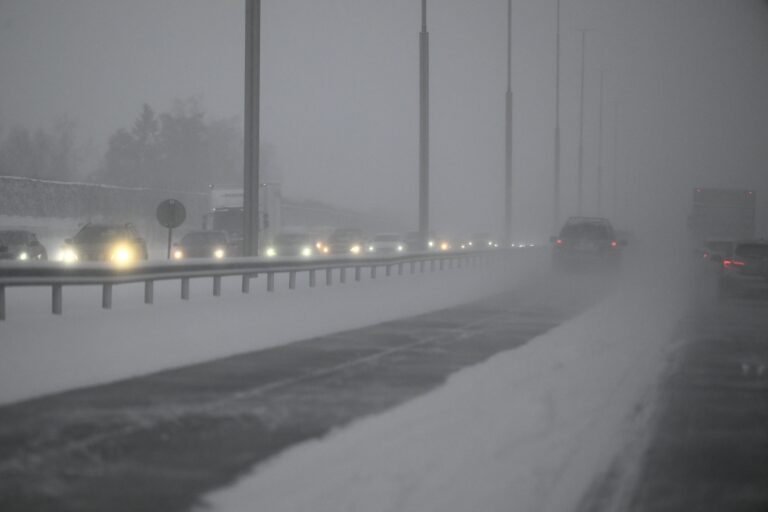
[157,199,186,259]
[156,199,186,229]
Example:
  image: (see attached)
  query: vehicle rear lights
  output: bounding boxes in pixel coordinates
[610,240,618,248]
[723,259,746,269]
[555,239,563,245]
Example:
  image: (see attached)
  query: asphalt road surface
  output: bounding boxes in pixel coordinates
[0,274,610,512]
[579,294,768,512]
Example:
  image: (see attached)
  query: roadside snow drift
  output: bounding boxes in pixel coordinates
[201,269,686,512]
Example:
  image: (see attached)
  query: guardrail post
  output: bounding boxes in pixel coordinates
[355,267,362,282]
[398,262,404,275]
[289,271,296,290]
[181,278,190,300]
[52,284,62,315]
[340,267,347,284]
[0,285,5,321]
[213,276,222,297]
[385,264,392,277]
[370,266,377,279]
[439,259,445,270]
[102,284,112,309]
[419,260,425,273]
[267,272,275,292]
[326,268,332,286]
[241,274,250,294]
[309,270,316,288]
[145,280,154,304]
[410,261,416,274]
[430,260,436,271]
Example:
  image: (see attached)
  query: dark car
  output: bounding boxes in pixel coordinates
[551,217,624,271]
[717,240,768,299]
[61,223,148,264]
[264,232,316,258]
[173,231,231,260]
[0,230,47,261]
[327,228,365,256]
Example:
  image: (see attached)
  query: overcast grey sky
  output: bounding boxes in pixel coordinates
[1,0,767,238]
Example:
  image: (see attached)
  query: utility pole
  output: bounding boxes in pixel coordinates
[553,0,561,231]
[419,0,430,248]
[597,69,605,216]
[612,100,619,222]
[243,0,261,257]
[576,29,588,216]
[504,0,513,246]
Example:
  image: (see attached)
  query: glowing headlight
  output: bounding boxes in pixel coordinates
[440,242,450,251]
[428,240,435,248]
[17,252,29,261]
[301,246,313,257]
[350,245,361,255]
[368,245,375,252]
[460,244,466,249]
[517,243,525,248]
[323,246,329,254]
[265,247,277,258]
[494,243,499,248]
[110,244,134,265]
[397,245,404,252]
[57,247,79,264]
[173,249,184,260]
[487,241,493,247]
[468,241,473,247]
[213,248,225,259]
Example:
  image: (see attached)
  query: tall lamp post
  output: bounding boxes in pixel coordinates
[553,0,561,231]
[504,0,514,246]
[597,68,606,216]
[244,0,261,256]
[576,29,589,216]
[419,0,430,248]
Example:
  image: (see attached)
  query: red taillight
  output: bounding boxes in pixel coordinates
[610,240,618,248]
[555,239,563,246]
[723,259,746,269]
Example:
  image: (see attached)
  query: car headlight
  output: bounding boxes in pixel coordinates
[323,246,329,254]
[173,249,184,260]
[57,247,79,264]
[17,251,29,261]
[397,245,404,252]
[368,245,375,252]
[265,247,277,257]
[460,244,466,249]
[301,246,313,257]
[110,244,134,265]
[350,245,361,254]
[213,248,225,259]
[440,242,450,251]
[428,240,435,248]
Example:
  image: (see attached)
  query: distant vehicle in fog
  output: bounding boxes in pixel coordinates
[327,228,365,255]
[717,240,768,299]
[367,233,405,255]
[0,230,47,261]
[551,217,625,271]
[471,233,498,249]
[264,232,316,258]
[59,224,148,265]
[172,231,231,260]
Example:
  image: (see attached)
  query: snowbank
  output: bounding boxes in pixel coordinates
[201,268,686,512]
[0,253,539,405]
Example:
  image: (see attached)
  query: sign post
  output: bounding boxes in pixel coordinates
[156,199,186,259]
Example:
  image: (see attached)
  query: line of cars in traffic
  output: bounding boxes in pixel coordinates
[695,238,768,299]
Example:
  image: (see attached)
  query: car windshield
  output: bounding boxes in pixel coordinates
[182,232,226,246]
[74,226,132,243]
[374,234,400,242]
[560,223,612,239]
[734,243,768,259]
[274,234,311,245]
[0,231,28,245]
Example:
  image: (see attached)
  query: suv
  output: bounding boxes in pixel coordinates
[551,217,624,271]
[717,240,768,299]
[61,224,148,264]
[0,230,47,261]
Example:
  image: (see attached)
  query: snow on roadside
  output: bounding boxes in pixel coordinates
[0,253,539,405]
[201,268,686,512]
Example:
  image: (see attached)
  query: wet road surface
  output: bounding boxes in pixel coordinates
[0,275,608,512]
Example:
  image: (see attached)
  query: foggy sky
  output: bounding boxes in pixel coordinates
[1,0,767,238]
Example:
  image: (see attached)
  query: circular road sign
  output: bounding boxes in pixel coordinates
[156,199,186,229]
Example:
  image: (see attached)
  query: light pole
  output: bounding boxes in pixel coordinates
[504,0,513,246]
[597,68,606,216]
[419,0,430,248]
[553,0,561,231]
[576,29,589,216]
[244,0,261,256]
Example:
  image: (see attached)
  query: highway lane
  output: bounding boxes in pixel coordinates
[577,295,768,512]
[0,273,611,512]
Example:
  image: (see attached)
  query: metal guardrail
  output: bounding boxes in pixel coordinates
[0,250,501,320]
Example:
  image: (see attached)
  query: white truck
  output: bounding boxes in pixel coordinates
[203,187,282,253]
[688,187,756,245]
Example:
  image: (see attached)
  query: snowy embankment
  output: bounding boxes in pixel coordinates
[0,252,540,405]
[202,266,686,512]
